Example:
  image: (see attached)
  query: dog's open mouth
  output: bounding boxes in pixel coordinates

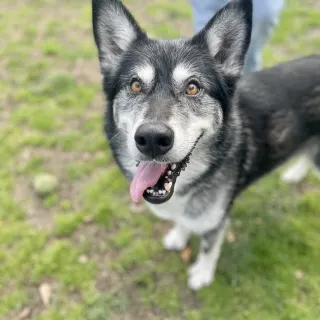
[130,133,203,205]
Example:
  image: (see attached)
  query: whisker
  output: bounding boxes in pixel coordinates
[108,132,122,143]
[108,128,128,143]
[108,129,140,167]
[118,128,129,134]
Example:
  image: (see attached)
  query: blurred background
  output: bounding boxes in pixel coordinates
[1,0,320,319]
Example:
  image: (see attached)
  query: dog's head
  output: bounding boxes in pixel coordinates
[92,0,252,204]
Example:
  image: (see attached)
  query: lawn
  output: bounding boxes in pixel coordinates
[0,0,319,319]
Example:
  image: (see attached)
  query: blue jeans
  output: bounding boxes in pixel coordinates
[190,0,284,72]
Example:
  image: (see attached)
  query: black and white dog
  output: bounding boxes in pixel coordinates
[92,0,320,290]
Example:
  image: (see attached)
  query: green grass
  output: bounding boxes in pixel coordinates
[0,0,319,319]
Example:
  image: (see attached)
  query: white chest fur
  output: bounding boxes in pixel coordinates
[146,184,228,235]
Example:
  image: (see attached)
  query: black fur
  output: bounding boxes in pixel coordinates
[92,0,320,290]
[236,55,320,191]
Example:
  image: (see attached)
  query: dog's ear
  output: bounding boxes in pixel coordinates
[192,0,252,76]
[92,0,146,73]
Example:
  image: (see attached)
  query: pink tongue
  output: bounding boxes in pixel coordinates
[130,162,167,203]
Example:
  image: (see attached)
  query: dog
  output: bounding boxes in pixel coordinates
[92,0,320,290]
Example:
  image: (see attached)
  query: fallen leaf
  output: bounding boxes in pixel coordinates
[39,282,52,307]
[180,247,192,264]
[129,202,145,213]
[78,254,88,264]
[17,307,32,319]
[227,231,236,243]
[21,149,32,161]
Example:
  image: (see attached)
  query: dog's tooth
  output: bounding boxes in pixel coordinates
[167,170,172,175]
[171,164,176,170]
[165,176,168,179]
[164,182,172,192]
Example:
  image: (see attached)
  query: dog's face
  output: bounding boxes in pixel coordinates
[92,0,252,204]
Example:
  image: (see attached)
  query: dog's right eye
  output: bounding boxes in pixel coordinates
[130,80,142,93]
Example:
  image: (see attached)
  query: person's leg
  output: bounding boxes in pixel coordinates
[190,0,229,32]
[244,0,284,72]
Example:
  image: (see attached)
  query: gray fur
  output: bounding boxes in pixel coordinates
[92,0,320,290]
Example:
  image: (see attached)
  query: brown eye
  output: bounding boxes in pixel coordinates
[130,80,142,93]
[186,83,199,96]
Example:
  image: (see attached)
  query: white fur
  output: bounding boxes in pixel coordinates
[179,186,229,234]
[113,92,146,162]
[145,192,186,221]
[281,156,310,183]
[136,65,155,86]
[172,64,193,84]
[127,116,145,160]
[147,182,229,234]
[206,27,223,58]
[206,8,247,75]
[166,114,216,165]
[97,6,138,70]
[113,91,136,133]
[162,224,190,250]
[188,221,228,290]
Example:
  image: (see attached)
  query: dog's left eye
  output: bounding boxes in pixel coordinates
[130,80,142,93]
[186,82,199,96]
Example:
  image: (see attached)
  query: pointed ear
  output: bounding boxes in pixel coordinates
[92,0,146,73]
[193,0,252,76]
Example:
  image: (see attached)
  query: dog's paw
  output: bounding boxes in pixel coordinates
[188,259,214,291]
[281,169,305,184]
[162,226,189,251]
[281,159,309,184]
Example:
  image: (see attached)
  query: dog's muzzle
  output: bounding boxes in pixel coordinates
[130,132,204,204]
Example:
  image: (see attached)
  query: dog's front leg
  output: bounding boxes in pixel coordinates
[188,218,229,291]
[162,224,191,251]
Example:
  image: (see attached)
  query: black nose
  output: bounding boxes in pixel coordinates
[135,123,174,158]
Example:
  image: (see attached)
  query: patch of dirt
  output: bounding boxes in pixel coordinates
[309,0,320,10]
[306,28,320,41]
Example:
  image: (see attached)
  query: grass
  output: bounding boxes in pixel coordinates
[0,0,319,319]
